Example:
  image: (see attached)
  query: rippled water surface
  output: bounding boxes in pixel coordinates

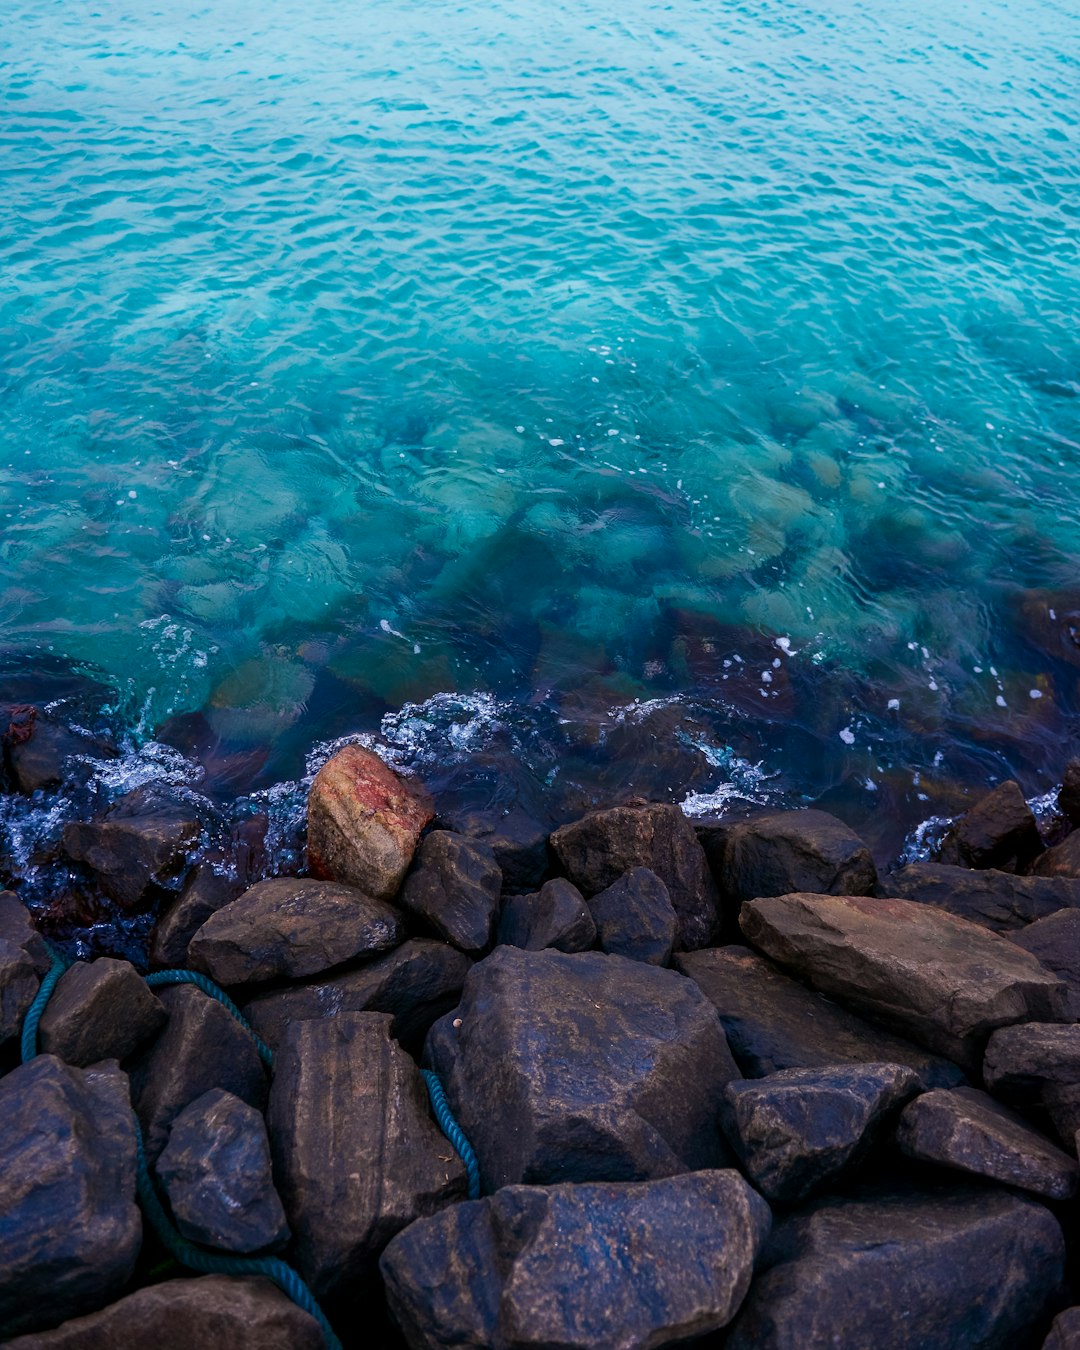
[2,0,1079,834]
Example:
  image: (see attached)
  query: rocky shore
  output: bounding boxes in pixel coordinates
[4,722,1080,1347]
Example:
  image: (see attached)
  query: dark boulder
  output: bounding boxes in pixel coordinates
[156,1088,289,1253]
[587,867,677,965]
[0,890,50,972]
[7,718,114,796]
[983,1023,1080,1150]
[1009,909,1080,1020]
[675,946,965,1087]
[897,1086,1078,1200]
[1033,832,1080,880]
[937,780,1042,872]
[0,1057,141,1338]
[1045,1307,1080,1350]
[61,793,200,908]
[550,802,720,949]
[39,958,166,1067]
[886,861,1080,932]
[150,865,243,969]
[0,891,49,1049]
[425,946,739,1191]
[726,1182,1065,1350]
[441,807,550,892]
[497,878,596,953]
[399,830,502,955]
[267,1012,465,1304]
[187,877,403,987]
[1060,762,1080,828]
[381,1170,770,1350]
[721,1063,920,1205]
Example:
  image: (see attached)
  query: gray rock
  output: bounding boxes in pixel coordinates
[1010,909,1080,1019]
[897,1086,1078,1200]
[1061,763,1080,828]
[1034,832,1080,880]
[267,1012,465,1303]
[156,1089,288,1253]
[244,937,471,1055]
[2,1275,324,1349]
[442,807,550,892]
[498,878,596,952]
[740,892,1068,1072]
[38,958,166,1067]
[425,946,739,1191]
[399,831,502,955]
[983,1023,1080,1149]
[588,867,677,965]
[722,1063,920,1205]
[150,865,242,968]
[187,876,404,987]
[887,861,1080,932]
[381,1170,770,1350]
[726,1183,1065,1350]
[550,802,720,949]
[62,795,200,908]
[675,946,965,1087]
[1044,1307,1080,1350]
[0,1056,141,1339]
[938,779,1043,871]
[129,982,268,1163]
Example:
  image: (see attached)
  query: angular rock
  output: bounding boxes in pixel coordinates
[498,878,596,953]
[984,1023,1080,1149]
[588,867,677,966]
[726,1183,1064,1350]
[243,937,471,1056]
[0,1056,141,1338]
[675,946,965,1088]
[3,1275,324,1349]
[39,958,167,1067]
[399,830,502,954]
[1,938,40,1049]
[129,982,268,1163]
[7,719,111,796]
[1009,909,1080,1019]
[722,1063,920,1205]
[550,802,720,949]
[62,794,200,908]
[1045,1307,1080,1350]
[887,861,1080,932]
[268,1012,465,1303]
[307,744,433,900]
[740,892,1068,1072]
[442,807,550,892]
[150,864,243,968]
[700,809,877,909]
[0,889,50,972]
[897,1086,1078,1200]
[938,779,1042,871]
[187,877,403,987]
[156,1089,288,1253]
[426,946,739,1191]
[381,1170,770,1350]
[1061,762,1080,828]
[1033,831,1080,880]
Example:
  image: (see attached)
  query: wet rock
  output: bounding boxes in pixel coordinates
[886,861,1080,932]
[0,1056,141,1338]
[550,802,720,949]
[726,1182,1065,1350]
[6,719,100,795]
[425,946,739,1190]
[741,892,1068,1072]
[0,889,50,972]
[983,1023,1080,1149]
[3,1275,325,1349]
[588,867,677,965]
[442,806,550,892]
[62,793,201,908]
[937,779,1043,871]
[150,864,243,969]
[156,1088,289,1253]
[307,743,433,900]
[399,831,502,954]
[498,877,596,952]
[39,958,166,1067]
[722,1063,920,1205]
[1012,587,1080,672]
[243,937,471,1056]
[1045,1307,1080,1350]
[1033,831,1080,880]
[268,1012,465,1303]
[381,1170,770,1350]
[0,937,39,1048]
[897,1086,1078,1200]
[187,877,404,987]
[1009,909,1080,1019]
[675,946,966,1087]
[700,809,877,909]
[129,982,268,1163]
[1060,762,1080,828]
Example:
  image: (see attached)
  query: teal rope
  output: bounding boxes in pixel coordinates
[146,969,273,1068]
[422,1069,481,1200]
[20,947,71,1063]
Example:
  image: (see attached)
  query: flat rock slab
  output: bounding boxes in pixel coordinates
[268,1012,466,1303]
[3,1275,324,1349]
[675,946,965,1088]
[187,877,403,987]
[984,1023,1080,1148]
[887,862,1080,932]
[550,802,720,950]
[498,878,596,953]
[0,1057,141,1339]
[399,831,502,954]
[381,1170,770,1350]
[307,744,433,900]
[726,1183,1065,1350]
[425,946,739,1191]
[588,867,677,966]
[740,892,1068,1072]
[897,1086,1078,1200]
[1009,909,1080,1019]
[722,1063,920,1205]
[39,958,166,1066]
[938,779,1043,872]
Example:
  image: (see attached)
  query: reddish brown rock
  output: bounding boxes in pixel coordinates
[306,745,433,900]
[937,780,1042,872]
[1033,832,1080,881]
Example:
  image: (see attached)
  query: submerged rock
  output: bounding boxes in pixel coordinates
[886,862,1080,932]
[399,830,502,955]
[588,867,677,966]
[498,878,596,953]
[39,957,166,1067]
[937,780,1042,872]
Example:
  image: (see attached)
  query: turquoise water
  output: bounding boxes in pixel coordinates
[2,0,1079,831]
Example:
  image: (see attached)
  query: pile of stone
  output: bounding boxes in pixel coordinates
[3,745,1080,1348]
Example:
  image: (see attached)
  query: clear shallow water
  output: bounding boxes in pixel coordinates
[2,0,1079,840]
